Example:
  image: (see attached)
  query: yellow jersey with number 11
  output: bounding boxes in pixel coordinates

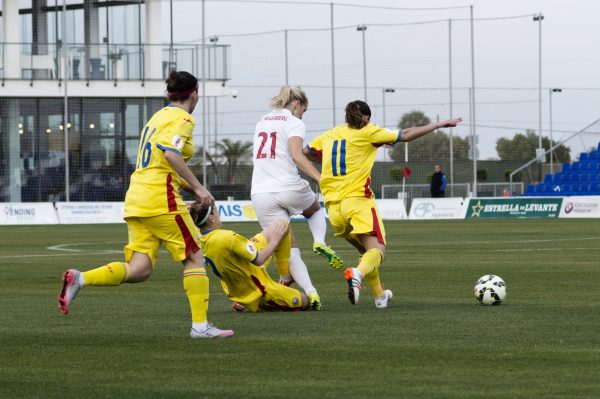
[124,105,195,218]
[307,123,401,205]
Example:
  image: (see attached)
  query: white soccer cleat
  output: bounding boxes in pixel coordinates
[375,289,393,309]
[344,268,363,305]
[190,323,234,339]
[58,269,82,315]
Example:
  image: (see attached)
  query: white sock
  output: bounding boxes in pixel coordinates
[307,208,327,244]
[78,272,85,286]
[192,322,208,331]
[289,248,316,294]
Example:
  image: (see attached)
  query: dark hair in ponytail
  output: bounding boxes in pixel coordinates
[165,70,198,102]
[345,100,371,129]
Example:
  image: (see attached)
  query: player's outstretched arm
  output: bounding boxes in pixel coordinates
[254,220,289,266]
[289,137,321,183]
[164,150,214,207]
[400,117,463,142]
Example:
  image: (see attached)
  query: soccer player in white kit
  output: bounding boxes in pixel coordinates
[251,86,343,310]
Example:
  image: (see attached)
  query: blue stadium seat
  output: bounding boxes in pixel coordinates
[591,182,600,195]
[543,173,553,184]
[562,162,571,173]
[580,160,591,171]
[581,183,592,194]
[580,171,592,183]
[580,152,589,161]
[554,172,563,182]
[542,184,553,193]
[567,172,579,182]
[525,184,536,196]
[551,184,564,195]
[590,150,599,160]
[571,162,580,172]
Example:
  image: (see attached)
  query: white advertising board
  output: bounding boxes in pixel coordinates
[216,201,259,222]
[559,196,600,218]
[374,199,408,220]
[0,202,59,225]
[409,198,466,220]
[217,199,406,222]
[56,202,125,224]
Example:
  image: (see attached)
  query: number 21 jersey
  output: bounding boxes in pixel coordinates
[251,108,310,195]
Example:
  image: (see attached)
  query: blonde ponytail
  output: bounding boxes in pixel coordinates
[269,85,308,109]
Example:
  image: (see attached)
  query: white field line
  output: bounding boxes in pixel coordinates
[0,236,597,260]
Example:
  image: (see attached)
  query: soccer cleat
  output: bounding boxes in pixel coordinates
[309,291,321,311]
[344,268,362,305]
[375,289,393,309]
[190,323,234,339]
[313,242,344,269]
[58,269,82,315]
[231,302,248,312]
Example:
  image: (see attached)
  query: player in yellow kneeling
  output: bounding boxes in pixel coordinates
[190,202,312,312]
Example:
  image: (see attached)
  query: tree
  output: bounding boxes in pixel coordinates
[214,139,253,183]
[190,139,253,184]
[398,110,430,129]
[496,129,571,162]
[477,169,488,181]
[390,111,469,162]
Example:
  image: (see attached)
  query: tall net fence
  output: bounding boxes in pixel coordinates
[2,1,600,203]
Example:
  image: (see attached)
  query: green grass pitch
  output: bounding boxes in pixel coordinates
[1,219,600,398]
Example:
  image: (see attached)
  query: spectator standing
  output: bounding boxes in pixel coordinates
[430,164,447,198]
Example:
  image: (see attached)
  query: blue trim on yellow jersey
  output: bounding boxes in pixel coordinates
[250,252,260,265]
[305,144,315,155]
[331,140,339,176]
[203,256,222,279]
[200,229,214,235]
[156,144,182,155]
[340,139,347,175]
[395,130,403,143]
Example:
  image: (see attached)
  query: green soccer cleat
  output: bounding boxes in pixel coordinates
[312,242,344,269]
[309,291,322,311]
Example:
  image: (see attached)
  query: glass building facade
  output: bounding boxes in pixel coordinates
[0,1,231,202]
[0,97,165,202]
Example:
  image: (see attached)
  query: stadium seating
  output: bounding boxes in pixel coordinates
[523,142,600,196]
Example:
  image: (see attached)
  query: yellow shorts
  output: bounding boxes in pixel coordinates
[124,213,202,266]
[326,197,386,245]
[239,233,303,312]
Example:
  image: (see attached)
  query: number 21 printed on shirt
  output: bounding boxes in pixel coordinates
[256,131,277,159]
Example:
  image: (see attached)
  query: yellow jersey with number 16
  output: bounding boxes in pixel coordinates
[307,123,401,205]
[124,105,195,218]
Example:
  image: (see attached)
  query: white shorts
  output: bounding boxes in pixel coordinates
[251,186,317,229]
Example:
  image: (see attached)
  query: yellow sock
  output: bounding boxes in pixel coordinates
[183,268,209,323]
[356,249,384,298]
[274,230,291,276]
[82,262,128,286]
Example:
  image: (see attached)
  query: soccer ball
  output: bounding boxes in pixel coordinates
[473,275,506,306]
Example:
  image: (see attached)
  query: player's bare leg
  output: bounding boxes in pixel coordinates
[303,200,343,269]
